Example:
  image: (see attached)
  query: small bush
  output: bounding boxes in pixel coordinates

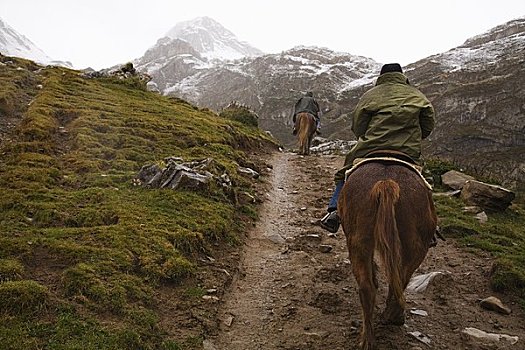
[220,104,259,127]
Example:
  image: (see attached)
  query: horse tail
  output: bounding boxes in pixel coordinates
[370,179,405,307]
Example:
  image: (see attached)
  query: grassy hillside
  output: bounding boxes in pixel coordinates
[0,56,277,349]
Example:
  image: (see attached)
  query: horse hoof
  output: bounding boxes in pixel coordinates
[381,308,405,326]
[381,314,405,326]
[359,339,375,350]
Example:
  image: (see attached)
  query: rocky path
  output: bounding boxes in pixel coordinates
[205,151,524,350]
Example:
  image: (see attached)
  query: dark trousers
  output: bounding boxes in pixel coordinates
[327,180,344,212]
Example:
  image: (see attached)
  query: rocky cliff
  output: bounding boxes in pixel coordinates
[410,17,525,188]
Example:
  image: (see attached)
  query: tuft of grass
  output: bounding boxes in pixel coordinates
[490,258,525,295]
[0,259,24,282]
[0,280,49,315]
[184,287,206,299]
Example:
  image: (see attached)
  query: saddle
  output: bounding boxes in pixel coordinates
[345,150,432,190]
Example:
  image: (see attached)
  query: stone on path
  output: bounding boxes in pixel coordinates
[406,271,446,293]
[479,296,511,315]
[462,327,518,345]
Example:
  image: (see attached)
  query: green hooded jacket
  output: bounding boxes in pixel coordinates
[335,71,435,181]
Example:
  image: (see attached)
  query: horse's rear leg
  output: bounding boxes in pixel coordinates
[351,250,377,350]
[383,245,428,325]
[382,261,412,325]
[306,135,313,155]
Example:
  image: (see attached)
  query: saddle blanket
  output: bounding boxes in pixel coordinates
[345,157,433,190]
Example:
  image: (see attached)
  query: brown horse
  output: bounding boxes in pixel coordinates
[338,161,437,350]
[295,112,316,155]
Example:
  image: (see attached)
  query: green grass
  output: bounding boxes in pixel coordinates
[0,56,277,349]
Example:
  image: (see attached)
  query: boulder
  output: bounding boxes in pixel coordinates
[146,81,160,93]
[460,180,515,212]
[462,327,518,345]
[310,139,357,155]
[441,170,475,190]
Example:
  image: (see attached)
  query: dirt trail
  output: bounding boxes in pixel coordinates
[205,151,525,350]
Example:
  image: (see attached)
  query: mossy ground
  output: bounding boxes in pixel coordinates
[0,56,277,349]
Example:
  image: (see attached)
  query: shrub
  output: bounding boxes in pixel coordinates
[220,103,259,127]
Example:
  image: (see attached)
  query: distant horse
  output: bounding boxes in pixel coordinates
[338,159,437,350]
[295,112,316,155]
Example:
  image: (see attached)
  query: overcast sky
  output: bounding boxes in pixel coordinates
[2,0,524,70]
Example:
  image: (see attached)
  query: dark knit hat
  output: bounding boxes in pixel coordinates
[380,63,403,75]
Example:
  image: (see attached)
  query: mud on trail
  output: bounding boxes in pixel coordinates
[205,151,525,350]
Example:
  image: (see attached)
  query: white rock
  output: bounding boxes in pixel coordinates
[475,211,488,223]
[407,272,446,293]
[202,339,218,350]
[410,309,428,317]
[462,327,518,345]
[408,331,431,345]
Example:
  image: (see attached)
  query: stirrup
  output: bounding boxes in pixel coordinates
[320,211,340,233]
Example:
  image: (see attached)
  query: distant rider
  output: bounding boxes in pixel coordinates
[292,91,322,135]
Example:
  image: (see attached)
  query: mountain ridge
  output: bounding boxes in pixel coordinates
[134,16,524,189]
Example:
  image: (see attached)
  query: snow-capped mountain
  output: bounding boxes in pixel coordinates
[135,16,263,77]
[136,16,524,188]
[165,17,263,60]
[0,17,53,65]
[134,17,382,143]
[0,17,72,67]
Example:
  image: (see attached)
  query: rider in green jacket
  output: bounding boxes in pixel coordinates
[320,63,435,233]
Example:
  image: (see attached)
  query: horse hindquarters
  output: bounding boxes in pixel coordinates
[339,184,379,350]
[339,178,404,350]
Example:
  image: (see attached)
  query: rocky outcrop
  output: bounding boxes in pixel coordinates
[460,180,515,213]
[136,157,231,192]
